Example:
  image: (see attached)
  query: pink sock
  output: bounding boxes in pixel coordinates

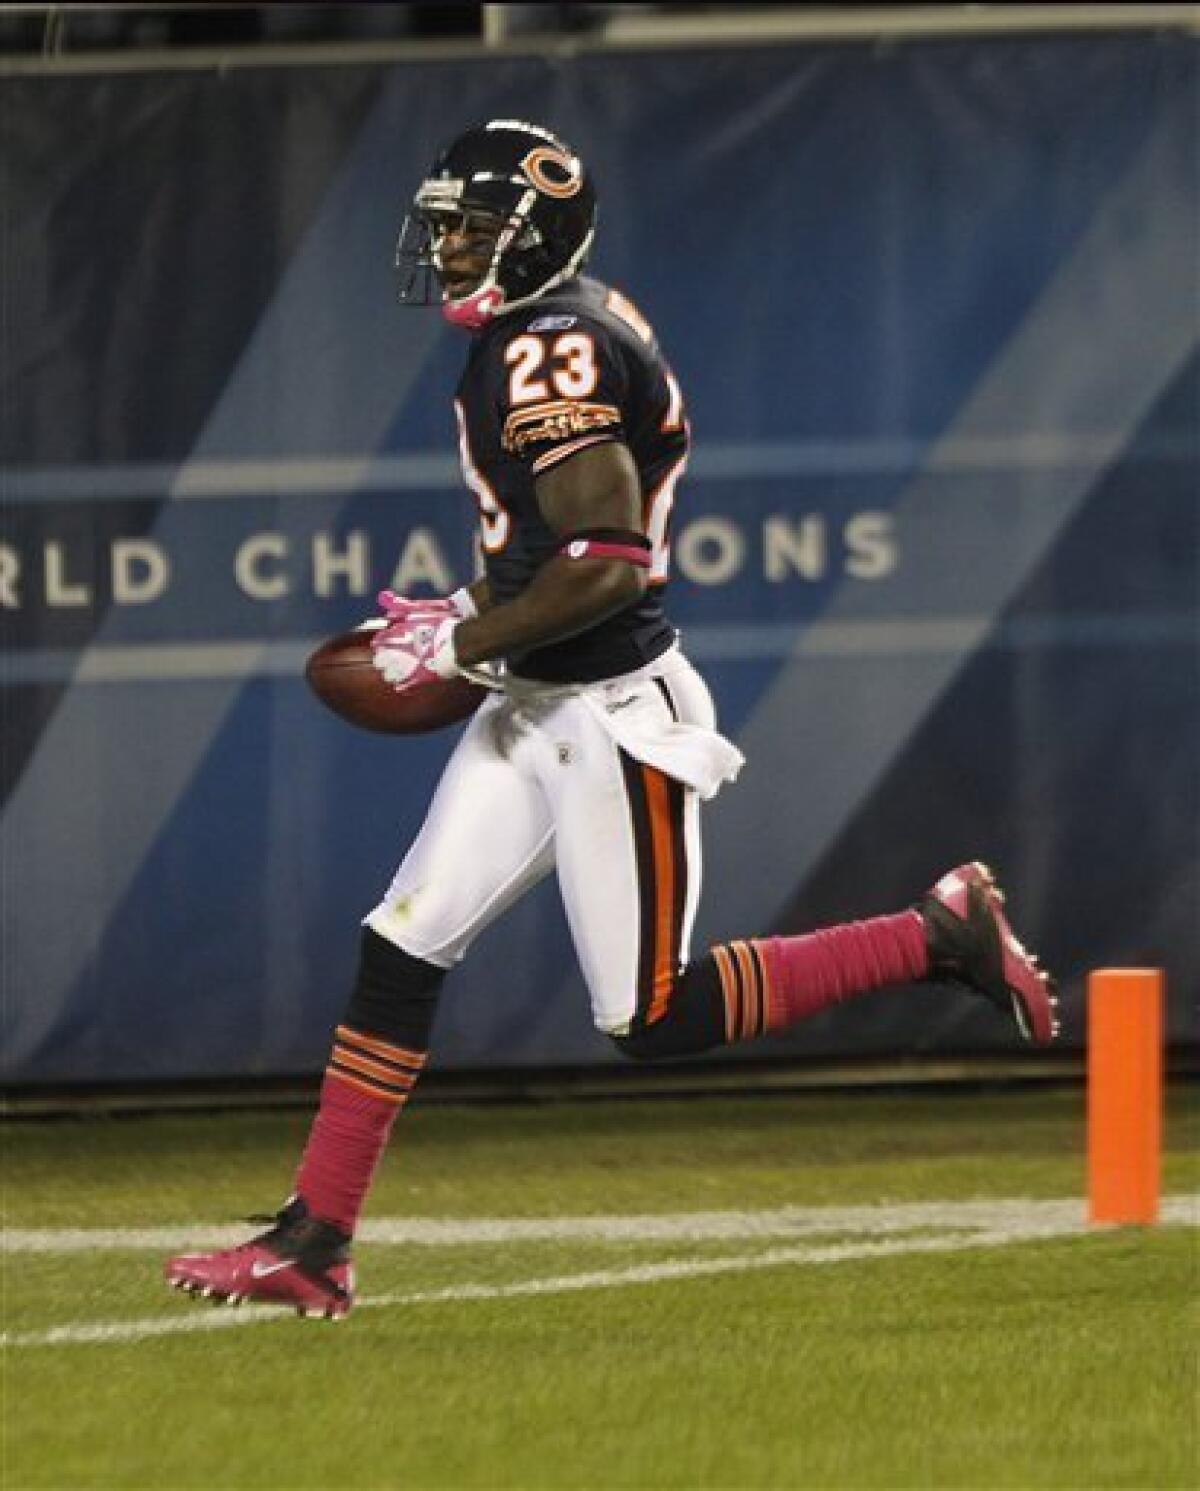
[759,910,929,1031]
[293,1025,426,1236]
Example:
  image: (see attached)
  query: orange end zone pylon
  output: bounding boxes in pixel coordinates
[1087,968,1164,1225]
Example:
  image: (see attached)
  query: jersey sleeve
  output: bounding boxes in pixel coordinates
[494,317,629,478]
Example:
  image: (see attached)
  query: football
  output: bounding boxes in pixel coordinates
[304,622,488,735]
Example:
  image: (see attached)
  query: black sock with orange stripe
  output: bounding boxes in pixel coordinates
[293,929,443,1237]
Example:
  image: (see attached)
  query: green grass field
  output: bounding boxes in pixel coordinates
[3,1083,1197,1489]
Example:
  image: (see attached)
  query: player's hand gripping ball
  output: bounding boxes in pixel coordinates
[370,603,459,691]
[305,601,486,735]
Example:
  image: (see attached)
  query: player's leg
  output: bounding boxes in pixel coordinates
[165,701,555,1316]
[546,672,924,1052]
[287,708,555,1238]
[549,730,751,1055]
[542,681,715,1043]
[545,675,1055,1059]
[548,721,705,1041]
[612,851,1058,1059]
[162,931,443,1317]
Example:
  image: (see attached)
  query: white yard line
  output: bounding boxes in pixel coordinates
[4,1195,1196,1254]
[0,1225,1077,1349]
[3,1197,1196,1350]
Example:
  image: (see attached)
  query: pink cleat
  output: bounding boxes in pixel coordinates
[164,1198,354,1320]
[920,861,1060,1045]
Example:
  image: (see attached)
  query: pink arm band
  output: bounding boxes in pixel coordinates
[559,538,652,568]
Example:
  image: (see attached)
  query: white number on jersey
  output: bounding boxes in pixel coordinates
[455,399,510,553]
[505,333,599,405]
[644,455,687,584]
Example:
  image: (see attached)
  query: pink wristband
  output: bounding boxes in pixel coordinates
[560,538,651,568]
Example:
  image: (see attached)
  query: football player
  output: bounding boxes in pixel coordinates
[166,121,1058,1320]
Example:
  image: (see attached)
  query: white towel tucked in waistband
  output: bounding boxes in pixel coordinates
[495,646,745,800]
[578,672,744,801]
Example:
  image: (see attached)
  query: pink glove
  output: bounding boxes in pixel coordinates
[370,603,460,692]
[375,589,458,625]
[376,587,477,622]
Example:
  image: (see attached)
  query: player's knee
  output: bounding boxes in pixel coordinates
[610,1015,708,1061]
[606,1010,693,1062]
[606,956,729,1062]
[343,926,446,1050]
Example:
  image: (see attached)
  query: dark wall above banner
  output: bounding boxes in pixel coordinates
[2,34,1196,1083]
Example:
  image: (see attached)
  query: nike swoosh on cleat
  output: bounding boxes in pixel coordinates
[249,1259,294,1279]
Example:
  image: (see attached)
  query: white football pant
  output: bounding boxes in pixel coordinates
[364,648,731,1035]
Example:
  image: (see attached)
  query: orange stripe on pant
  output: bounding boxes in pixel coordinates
[642,765,679,1024]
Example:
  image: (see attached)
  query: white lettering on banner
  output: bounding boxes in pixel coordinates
[313,531,369,598]
[234,534,288,600]
[676,517,745,586]
[45,542,91,607]
[0,546,19,607]
[2,541,170,610]
[845,512,897,579]
[112,540,170,605]
[389,529,452,594]
[0,513,898,612]
[764,516,826,581]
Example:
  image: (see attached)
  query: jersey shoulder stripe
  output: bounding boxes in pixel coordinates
[530,432,619,476]
[502,397,622,458]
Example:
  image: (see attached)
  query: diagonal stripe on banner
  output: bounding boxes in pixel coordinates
[698,107,1197,950]
[0,77,462,1072]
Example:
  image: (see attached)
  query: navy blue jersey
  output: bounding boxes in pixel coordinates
[454,276,688,683]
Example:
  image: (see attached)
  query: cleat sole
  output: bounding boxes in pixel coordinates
[977,870,1056,1045]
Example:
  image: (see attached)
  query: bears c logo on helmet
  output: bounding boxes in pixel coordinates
[520,146,583,199]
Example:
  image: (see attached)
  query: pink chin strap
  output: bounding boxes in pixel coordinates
[442,285,506,330]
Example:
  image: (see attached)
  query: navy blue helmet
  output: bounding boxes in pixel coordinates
[396,119,596,328]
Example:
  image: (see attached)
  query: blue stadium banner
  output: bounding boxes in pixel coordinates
[2,34,1196,1083]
